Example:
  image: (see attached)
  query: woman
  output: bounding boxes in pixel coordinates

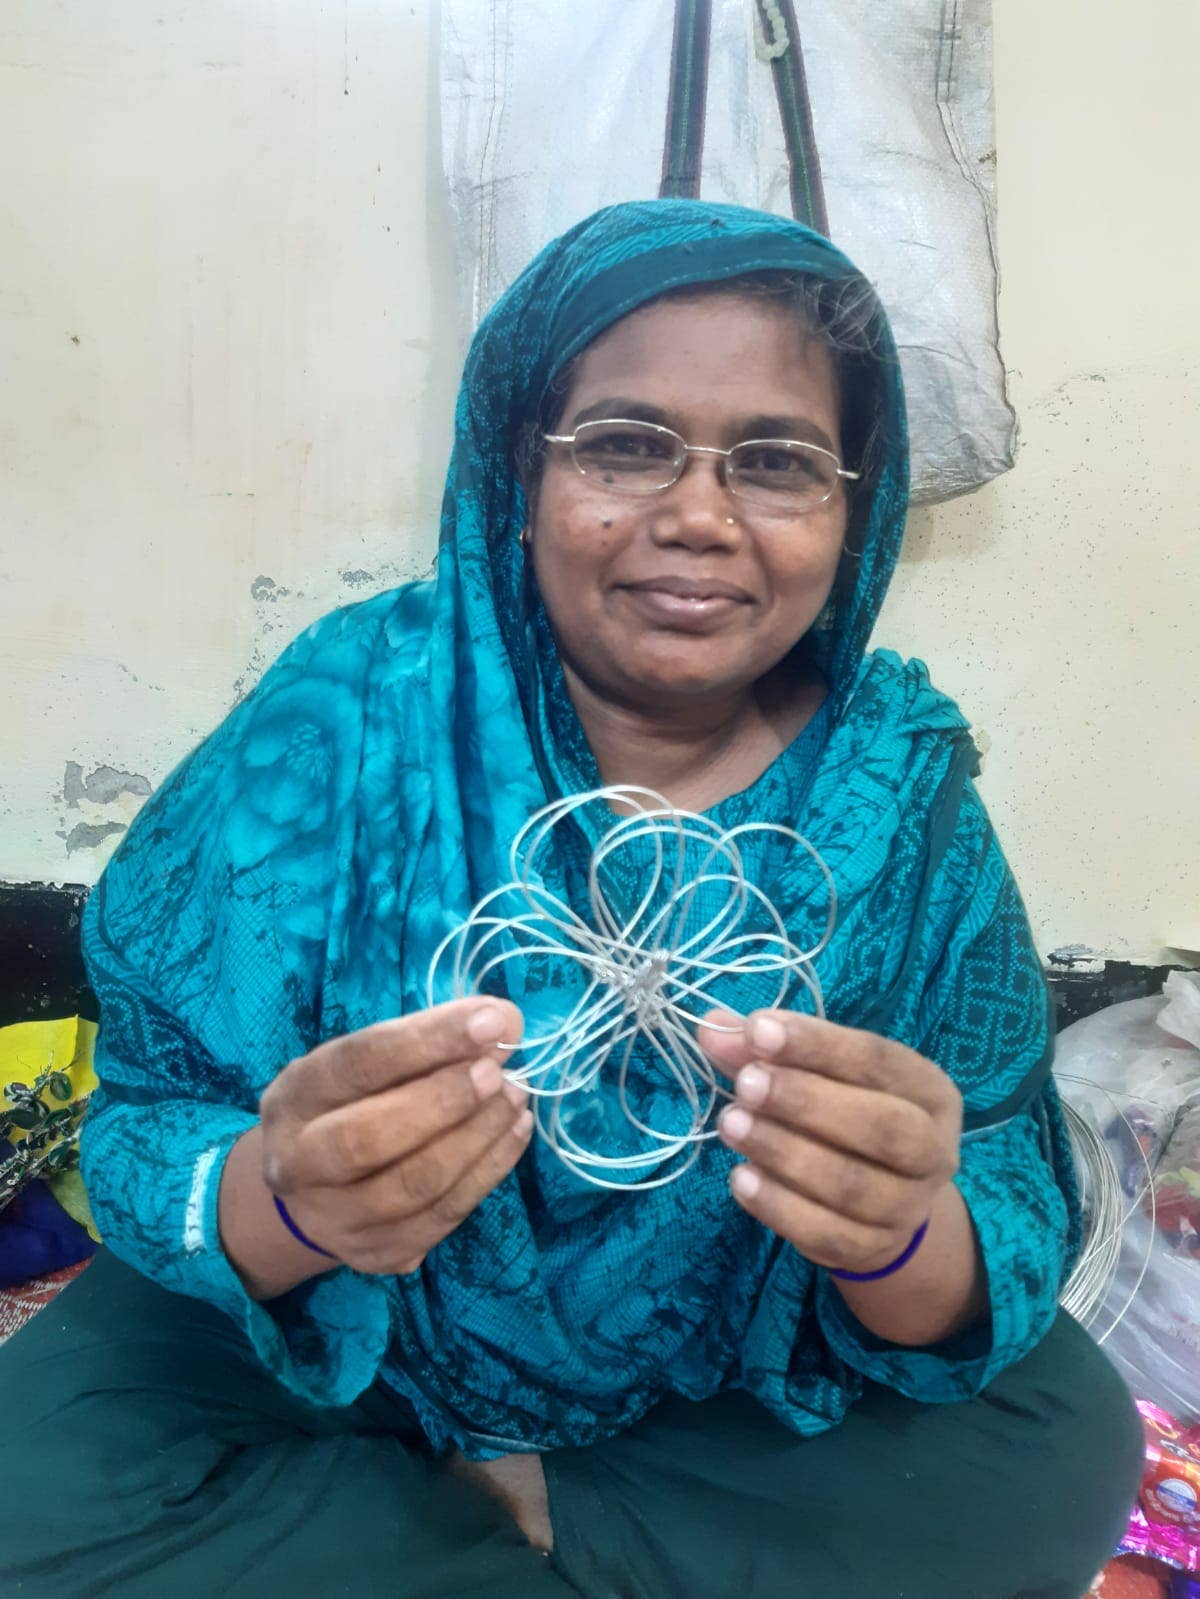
[0,201,1141,1596]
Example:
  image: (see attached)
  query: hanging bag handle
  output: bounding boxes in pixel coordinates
[658,0,829,236]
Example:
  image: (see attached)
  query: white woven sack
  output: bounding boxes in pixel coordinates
[441,0,1014,505]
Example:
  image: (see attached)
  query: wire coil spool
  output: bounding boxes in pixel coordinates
[1058,1074,1156,1343]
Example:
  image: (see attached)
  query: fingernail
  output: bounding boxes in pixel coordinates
[736,1064,771,1107]
[469,1058,503,1097]
[748,1015,786,1055]
[467,1004,505,1045]
[502,1079,527,1109]
[513,1108,534,1140]
[720,1106,753,1144]
[731,1165,761,1200]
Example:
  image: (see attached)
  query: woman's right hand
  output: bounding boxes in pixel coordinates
[219,998,531,1298]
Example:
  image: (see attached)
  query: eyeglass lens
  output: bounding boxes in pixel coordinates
[571,421,839,509]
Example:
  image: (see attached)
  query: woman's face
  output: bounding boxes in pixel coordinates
[528,292,851,716]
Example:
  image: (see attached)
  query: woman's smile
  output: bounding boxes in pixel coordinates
[616,573,754,632]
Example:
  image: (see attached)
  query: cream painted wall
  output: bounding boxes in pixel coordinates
[2,1,459,874]
[2,1,1196,965]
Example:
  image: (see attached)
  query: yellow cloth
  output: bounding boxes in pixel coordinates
[0,1016,98,1115]
[47,1168,101,1243]
[0,1017,100,1238]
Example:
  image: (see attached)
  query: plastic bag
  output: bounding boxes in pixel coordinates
[1055,973,1200,1419]
[440,0,1014,504]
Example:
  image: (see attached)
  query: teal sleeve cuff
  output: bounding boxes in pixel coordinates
[80,1089,392,1409]
[814,1110,1068,1403]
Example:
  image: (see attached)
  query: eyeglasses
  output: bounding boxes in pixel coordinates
[542,419,859,513]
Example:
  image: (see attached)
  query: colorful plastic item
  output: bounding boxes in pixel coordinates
[1118,1403,1200,1575]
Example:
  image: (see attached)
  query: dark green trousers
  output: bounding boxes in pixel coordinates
[0,1249,1142,1599]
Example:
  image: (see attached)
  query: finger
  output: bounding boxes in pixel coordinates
[266,998,525,1121]
[694,1009,752,1069]
[728,1162,906,1274]
[704,1008,959,1124]
[288,1087,527,1250]
[348,1087,531,1225]
[726,1066,949,1179]
[344,1104,535,1274]
[718,1105,934,1228]
[271,1061,528,1189]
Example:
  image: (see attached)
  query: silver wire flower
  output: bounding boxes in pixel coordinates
[427,787,836,1190]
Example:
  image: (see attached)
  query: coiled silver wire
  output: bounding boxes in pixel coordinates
[1058,1075,1157,1344]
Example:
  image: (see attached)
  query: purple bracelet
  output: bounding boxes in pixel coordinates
[828,1220,929,1283]
[273,1195,337,1260]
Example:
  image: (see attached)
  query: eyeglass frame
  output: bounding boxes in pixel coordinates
[541,418,860,511]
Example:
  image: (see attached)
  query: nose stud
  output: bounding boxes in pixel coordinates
[726,518,736,526]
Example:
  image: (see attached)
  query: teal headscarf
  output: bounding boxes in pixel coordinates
[82,201,1078,1459]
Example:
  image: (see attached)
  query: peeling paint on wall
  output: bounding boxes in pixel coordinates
[63,762,152,809]
[232,575,293,704]
[64,820,127,855]
[57,762,153,867]
[250,574,291,602]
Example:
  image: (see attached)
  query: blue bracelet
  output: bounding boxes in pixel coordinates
[828,1220,929,1283]
[273,1195,337,1260]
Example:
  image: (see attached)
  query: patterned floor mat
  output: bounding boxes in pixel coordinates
[0,1258,90,1345]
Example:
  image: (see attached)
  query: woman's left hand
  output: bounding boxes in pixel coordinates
[699,1009,963,1277]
